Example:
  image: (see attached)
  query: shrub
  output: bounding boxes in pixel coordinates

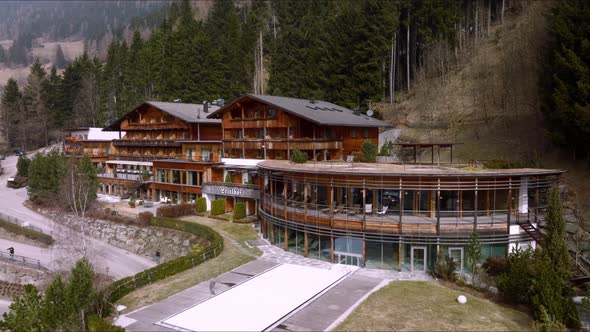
[16,155,30,178]
[137,212,153,227]
[196,197,207,213]
[225,174,232,183]
[109,217,223,303]
[87,314,124,332]
[482,255,506,276]
[0,219,54,245]
[432,254,457,281]
[496,247,536,304]
[360,139,378,162]
[137,200,144,206]
[290,149,308,163]
[531,306,568,332]
[156,203,196,218]
[233,202,246,220]
[128,199,136,208]
[210,199,225,216]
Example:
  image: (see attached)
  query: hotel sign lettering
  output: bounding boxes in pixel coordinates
[202,184,260,199]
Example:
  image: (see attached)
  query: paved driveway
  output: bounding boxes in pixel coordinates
[0,153,155,278]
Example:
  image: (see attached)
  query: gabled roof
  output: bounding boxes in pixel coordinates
[208,94,391,128]
[103,101,221,131]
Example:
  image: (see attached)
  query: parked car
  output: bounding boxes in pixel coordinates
[143,201,154,208]
[13,149,25,157]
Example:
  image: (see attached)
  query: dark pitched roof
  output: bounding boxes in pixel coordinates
[208,94,391,128]
[103,101,221,131]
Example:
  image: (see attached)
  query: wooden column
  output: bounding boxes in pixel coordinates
[362,239,366,267]
[459,191,464,218]
[284,226,288,251]
[304,232,308,257]
[329,184,334,228]
[474,178,478,231]
[398,241,402,271]
[330,236,335,263]
[283,182,287,221]
[241,106,245,158]
[304,184,308,223]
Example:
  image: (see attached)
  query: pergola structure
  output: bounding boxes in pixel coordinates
[394,143,461,164]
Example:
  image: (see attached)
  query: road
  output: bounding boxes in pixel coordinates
[0,152,155,279]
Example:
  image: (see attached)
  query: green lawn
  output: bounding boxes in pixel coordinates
[117,216,261,313]
[336,281,532,331]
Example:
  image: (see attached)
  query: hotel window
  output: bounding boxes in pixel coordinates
[198,171,204,185]
[188,171,198,186]
[157,169,165,182]
[351,128,357,138]
[202,149,211,161]
[186,148,195,160]
[172,170,180,184]
[364,128,369,138]
[267,109,276,118]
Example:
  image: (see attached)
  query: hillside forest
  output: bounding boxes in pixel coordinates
[0,0,588,160]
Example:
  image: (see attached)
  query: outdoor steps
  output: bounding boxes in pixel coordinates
[121,182,146,199]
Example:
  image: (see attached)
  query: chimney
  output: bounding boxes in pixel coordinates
[203,101,208,113]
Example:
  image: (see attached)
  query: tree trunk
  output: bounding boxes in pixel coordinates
[475,0,479,44]
[260,31,264,95]
[390,32,396,104]
[487,0,491,36]
[501,0,505,24]
[406,7,410,93]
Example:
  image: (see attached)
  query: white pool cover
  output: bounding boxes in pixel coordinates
[159,264,351,331]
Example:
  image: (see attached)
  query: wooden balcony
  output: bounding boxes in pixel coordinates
[113,139,182,148]
[109,154,178,161]
[121,122,187,131]
[224,118,282,129]
[223,139,343,150]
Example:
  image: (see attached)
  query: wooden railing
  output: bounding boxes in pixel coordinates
[223,139,343,150]
[224,118,281,129]
[113,139,182,147]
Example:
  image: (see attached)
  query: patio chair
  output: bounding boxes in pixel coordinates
[377,206,389,215]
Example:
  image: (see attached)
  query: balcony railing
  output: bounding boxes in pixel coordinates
[223,139,343,150]
[113,139,182,147]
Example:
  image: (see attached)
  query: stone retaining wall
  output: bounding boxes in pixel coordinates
[0,261,53,289]
[31,206,197,262]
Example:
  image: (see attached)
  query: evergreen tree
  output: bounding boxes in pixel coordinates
[540,0,590,158]
[465,231,483,274]
[28,150,66,205]
[23,58,49,147]
[41,276,71,330]
[45,66,65,130]
[532,187,579,327]
[16,154,30,177]
[0,285,44,331]
[0,46,5,63]
[0,78,23,148]
[66,257,96,330]
[55,44,67,69]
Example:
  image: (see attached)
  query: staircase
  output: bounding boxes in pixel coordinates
[518,218,590,278]
[121,182,146,199]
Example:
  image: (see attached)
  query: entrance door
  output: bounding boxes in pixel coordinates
[335,253,362,267]
[411,246,427,272]
[448,247,464,273]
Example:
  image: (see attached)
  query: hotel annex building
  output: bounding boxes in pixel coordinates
[65,94,562,272]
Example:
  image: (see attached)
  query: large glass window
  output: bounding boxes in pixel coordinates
[157,169,165,183]
[287,229,305,256]
[334,236,362,266]
[172,170,181,184]
[188,171,197,186]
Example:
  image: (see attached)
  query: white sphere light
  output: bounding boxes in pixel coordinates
[457,295,467,304]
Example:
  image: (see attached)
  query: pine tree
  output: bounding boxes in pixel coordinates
[465,231,483,274]
[23,58,49,147]
[65,257,96,330]
[0,78,23,148]
[540,0,590,158]
[55,44,67,69]
[532,187,579,327]
[41,276,71,330]
[0,46,6,63]
[0,285,44,331]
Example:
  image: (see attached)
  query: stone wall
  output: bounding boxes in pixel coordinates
[32,207,198,262]
[0,261,53,289]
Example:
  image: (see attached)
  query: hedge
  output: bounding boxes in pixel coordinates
[196,197,207,213]
[233,202,246,220]
[0,219,54,245]
[290,148,308,163]
[210,199,225,216]
[156,203,196,218]
[108,217,224,303]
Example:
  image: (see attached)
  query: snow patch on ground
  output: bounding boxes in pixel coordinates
[97,194,121,203]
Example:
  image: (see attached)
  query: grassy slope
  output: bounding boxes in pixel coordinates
[336,281,532,331]
[379,2,590,227]
[117,216,260,313]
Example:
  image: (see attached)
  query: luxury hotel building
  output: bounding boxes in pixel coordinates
[64,94,563,271]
